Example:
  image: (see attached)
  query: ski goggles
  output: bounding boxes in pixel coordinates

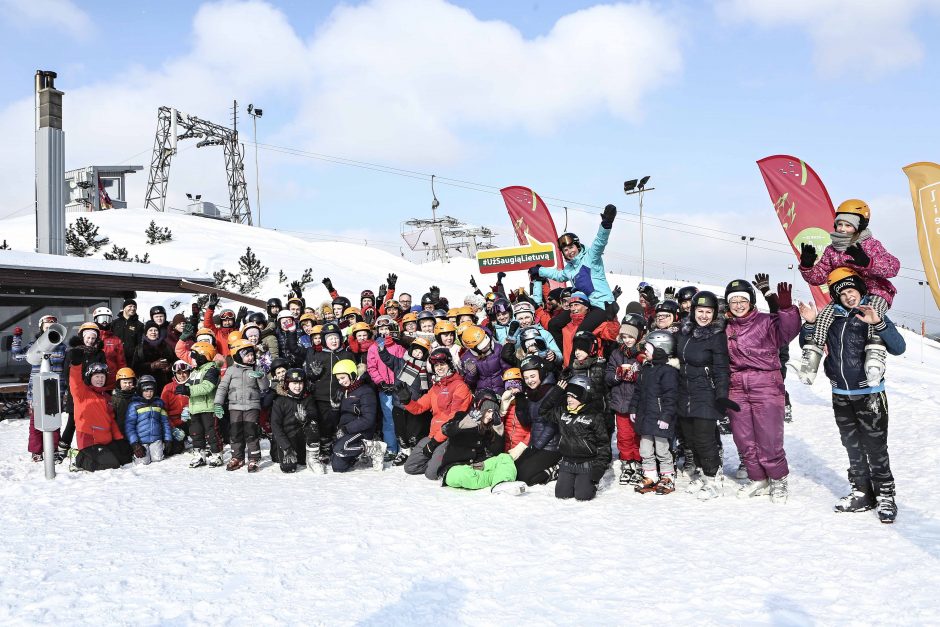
[219,310,236,320]
[172,361,192,373]
[637,281,651,292]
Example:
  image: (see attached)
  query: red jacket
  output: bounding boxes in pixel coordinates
[160,380,189,428]
[203,307,236,356]
[502,403,530,452]
[99,329,127,390]
[70,364,123,449]
[403,372,472,443]
[561,311,586,366]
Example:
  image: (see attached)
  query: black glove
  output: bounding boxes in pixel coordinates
[508,320,520,337]
[612,285,622,300]
[640,285,656,303]
[601,203,617,229]
[715,397,740,413]
[236,306,248,327]
[380,383,397,394]
[497,272,506,282]
[664,286,676,300]
[528,265,542,281]
[68,347,84,366]
[387,273,398,289]
[422,438,440,457]
[281,448,297,466]
[133,444,146,459]
[395,383,412,405]
[752,273,770,296]
[377,284,387,302]
[429,285,440,300]
[364,309,375,325]
[68,335,82,348]
[845,244,870,267]
[322,277,334,292]
[207,293,220,308]
[469,275,478,289]
[290,280,303,298]
[175,384,190,396]
[799,243,817,268]
[304,360,324,379]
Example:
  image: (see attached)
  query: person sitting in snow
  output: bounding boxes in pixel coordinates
[125,375,172,465]
[330,359,385,472]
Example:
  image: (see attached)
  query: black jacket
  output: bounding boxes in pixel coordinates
[271,388,319,453]
[605,345,640,414]
[628,355,679,438]
[438,410,505,478]
[134,337,176,391]
[676,318,730,420]
[111,314,144,368]
[304,347,355,403]
[337,379,378,438]
[539,385,611,472]
[516,383,559,451]
[566,356,608,411]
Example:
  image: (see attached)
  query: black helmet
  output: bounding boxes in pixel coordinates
[690,290,719,313]
[557,232,582,250]
[431,309,448,321]
[620,313,647,334]
[572,330,599,356]
[676,286,698,303]
[267,297,283,311]
[285,368,306,384]
[83,362,108,385]
[519,326,547,351]
[724,280,756,306]
[421,293,435,307]
[320,322,342,341]
[269,357,291,374]
[248,311,267,326]
[644,330,676,356]
[520,355,547,381]
[655,300,680,316]
[332,296,351,310]
[416,310,435,322]
[138,374,157,392]
[472,388,500,414]
[428,347,455,371]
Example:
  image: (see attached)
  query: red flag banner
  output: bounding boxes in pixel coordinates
[757,155,836,308]
[500,186,563,271]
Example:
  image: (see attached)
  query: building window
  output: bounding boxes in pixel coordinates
[99,176,122,201]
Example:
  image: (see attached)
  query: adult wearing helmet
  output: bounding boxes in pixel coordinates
[331,358,384,472]
[798,268,905,523]
[723,278,801,504]
[11,314,67,462]
[177,341,224,468]
[302,322,354,463]
[91,306,128,389]
[368,316,407,463]
[675,291,731,500]
[675,286,698,318]
[398,347,472,479]
[270,368,321,473]
[203,293,239,357]
[111,298,144,369]
[530,204,618,346]
[653,300,681,332]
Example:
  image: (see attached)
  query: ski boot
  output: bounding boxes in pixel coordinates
[655,476,676,495]
[635,475,659,494]
[363,439,387,471]
[784,403,793,423]
[247,459,260,473]
[797,343,824,385]
[863,336,887,387]
[735,462,748,480]
[874,481,897,524]
[491,481,526,495]
[208,452,225,468]
[697,473,724,500]
[834,477,874,513]
[769,476,789,504]
[619,460,634,485]
[189,449,208,468]
[737,478,770,499]
[226,457,244,471]
[685,471,705,494]
[393,448,410,466]
[56,441,70,464]
[318,439,333,465]
[31,453,43,463]
[306,445,326,474]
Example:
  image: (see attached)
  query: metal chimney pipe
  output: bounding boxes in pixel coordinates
[35,70,65,255]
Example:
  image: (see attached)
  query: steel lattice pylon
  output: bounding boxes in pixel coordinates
[143,106,252,225]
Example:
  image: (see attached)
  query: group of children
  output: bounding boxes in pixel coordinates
[12,199,903,520]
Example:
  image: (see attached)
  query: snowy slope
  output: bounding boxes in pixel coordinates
[1,209,940,625]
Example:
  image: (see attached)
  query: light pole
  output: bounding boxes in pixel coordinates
[247,104,263,227]
[919,280,929,363]
[624,175,654,281]
[741,235,755,276]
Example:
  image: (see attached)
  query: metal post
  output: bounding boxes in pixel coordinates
[40,356,55,480]
[252,114,261,227]
[639,190,645,281]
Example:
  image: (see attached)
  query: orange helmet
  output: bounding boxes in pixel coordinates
[502,367,522,381]
[461,325,487,349]
[410,337,432,353]
[240,321,261,334]
[445,308,459,319]
[190,341,217,361]
[299,312,317,325]
[227,330,243,347]
[311,324,323,336]
[827,267,867,298]
[116,367,136,381]
[342,306,362,319]
[196,327,214,338]
[434,320,457,335]
[454,306,474,317]
[401,312,418,325]
[350,321,373,337]
[78,322,100,335]
[229,338,255,354]
[835,199,871,231]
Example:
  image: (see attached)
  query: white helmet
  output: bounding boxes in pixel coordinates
[92,306,113,324]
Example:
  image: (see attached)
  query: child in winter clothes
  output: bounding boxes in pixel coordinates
[798,199,900,373]
[111,368,137,437]
[538,379,612,501]
[629,331,680,495]
[331,359,384,472]
[380,337,432,460]
[460,325,510,394]
[11,315,66,462]
[500,368,530,452]
[125,375,172,465]
[270,368,321,473]
[177,342,223,468]
[160,360,191,456]
[215,339,269,472]
[368,316,406,463]
[605,314,645,485]
[440,390,519,491]
[512,356,563,486]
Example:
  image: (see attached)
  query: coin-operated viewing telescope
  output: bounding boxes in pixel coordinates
[26,323,66,479]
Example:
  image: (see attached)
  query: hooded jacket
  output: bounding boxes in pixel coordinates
[536,224,614,308]
[515,382,560,451]
[539,384,611,472]
[403,372,472,443]
[676,317,730,421]
[125,396,172,445]
[799,235,899,305]
[461,343,510,394]
[215,361,270,411]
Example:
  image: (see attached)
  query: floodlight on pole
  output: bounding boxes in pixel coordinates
[247,103,263,227]
[624,175,654,280]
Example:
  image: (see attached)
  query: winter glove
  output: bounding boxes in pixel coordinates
[656,420,669,430]
[13,326,22,336]
[497,272,506,283]
[715,397,740,413]
[235,306,248,327]
[422,438,441,457]
[304,360,324,379]
[845,244,870,267]
[68,347,84,366]
[429,285,441,301]
[469,275,478,289]
[175,384,190,397]
[463,360,478,376]
[322,277,334,292]
[601,203,617,229]
[133,444,146,459]
[180,408,191,423]
[612,285,622,300]
[248,370,263,379]
[752,273,771,297]
[664,286,676,300]
[282,448,297,465]
[776,282,793,309]
[68,335,82,348]
[151,359,169,371]
[380,382,397,394]
[508,320,520,337]
[799,242,817,268]
[395,383,413,405]
[290,280,304,299]
[387,273,398,289]
[375,336,386,349]
[335,427,346,439]
[377,284,387,302]
[528,265,542,281]
[639,285,656,304]
[207,293,220,309]
[213,403,225,419]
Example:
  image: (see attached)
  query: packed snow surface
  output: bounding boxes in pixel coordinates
[2,208,939,624]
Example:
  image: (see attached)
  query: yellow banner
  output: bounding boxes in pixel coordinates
[902,162,940,311]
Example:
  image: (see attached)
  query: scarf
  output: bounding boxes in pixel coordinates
[829,228,872,252]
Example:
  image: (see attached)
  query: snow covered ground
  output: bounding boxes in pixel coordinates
[2,208,940,624]
[1,332,938,625]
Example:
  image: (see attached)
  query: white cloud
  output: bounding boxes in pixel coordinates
[717,0,940,76]
[0,0,682,223]
[0,0,94,40]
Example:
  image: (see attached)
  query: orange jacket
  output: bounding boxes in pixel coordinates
[502,403,530,452]
[403,372,472,443]
[70,364,123,449]
[160,380,189,428]
[203,307,236,356]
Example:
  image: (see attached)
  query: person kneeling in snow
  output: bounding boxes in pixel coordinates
[330,359,385,472]
[68,354,132,472]
[125,375,172,465]
[438,390,519,492]
[270,368,321,473]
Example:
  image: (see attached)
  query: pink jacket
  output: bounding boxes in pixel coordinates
[800,237,899,305]
[367,339,405,386]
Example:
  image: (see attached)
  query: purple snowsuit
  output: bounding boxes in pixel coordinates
[725,306,801,481]
[461,343,510,394]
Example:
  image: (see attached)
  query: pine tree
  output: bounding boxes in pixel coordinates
[0,239,10,250]
[279,269,288,283]
[229,246,269,296]
[134,252,151,264]
[282,267,315,298]
[103,245,150,263]
[66,217,110,257]
[145,220,173,245]
[213,269,233,291]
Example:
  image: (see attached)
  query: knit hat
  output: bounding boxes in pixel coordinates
[171,313,186,327]
[464,293,485,310]
[619,323,640,341]
[144,320,160,332]
[830,272,867,298]
[569,291,589,306]
[565,382,588,403]
[834,213,861,231]
[123,298,137,309]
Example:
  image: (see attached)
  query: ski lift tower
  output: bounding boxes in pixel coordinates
[143,104,252,225]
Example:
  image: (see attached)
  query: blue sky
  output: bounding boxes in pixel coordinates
[2,0,939,327]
